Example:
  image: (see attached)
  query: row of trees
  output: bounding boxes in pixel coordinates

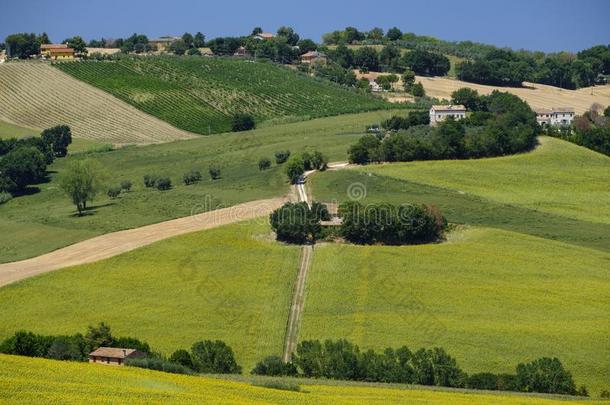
[0,323,150,361]
[322,27,404,45]
[252,339,585,396]
[324,44,450,76]
[0,125,72,198]
[457,46,610,89]
[348,90,539,164]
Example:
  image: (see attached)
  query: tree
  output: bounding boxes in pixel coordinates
[41,125,72,157]
[515,357,576,395]
[251,27,263,36]
[403,49,450,76]
[107,186,121,198]
[181,32,194,48]
[85,322,113,351]
[328,44,354,68]
[169,39,188,55]
[604,106,610,117]
[231,113,256,131]
[47,336,85,361]
[353,47,379,71]
[0,146,47,191]
[274,150,290,164]
[296,39,316,54]
[193,32,205,48]
[270,202,323,244]
[344,27,365,44]
[367,27,384,41]
[379,44,402,71]
[277,26,299,46]
[209,164,221,180]
[155,176,172,190]
[4,33,40,59]
[190,340,241,374]
[386,27,403,41]
[38,32,50,45]
[59,159,105,215]
[402,69,416,91]
[410,81,425,97]
[63,36,87,56]
[258,157,271,170]
[285,156,304,184]
[170,349,194,369]
[251,355,298,376]
[183,169,202,185]
[451,88,484,111]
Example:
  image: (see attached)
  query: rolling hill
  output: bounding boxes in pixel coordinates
[56,56,391,135]
[0,63,195,144]
[416,75,610,114]
[0,354,588,405]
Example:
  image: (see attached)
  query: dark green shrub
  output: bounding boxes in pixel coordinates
[231,113,256,132]
[285,156,304,184]
[515,357,577,395]
[258,158,272,171]
[183,170,202,185]
[143,174,159,188]
[209,165,221,180]
[125,357,194,375]
[600,389,610,399]
[0,147,47,191]
[120,180,132,191]
[190,340,241,374]
[47,336,86,361]
[107,186,121,198]
[170,349,194,369]
[41,125,72,157]
[155,177,172,190]
[274,150,291,164]
[251,355,298,376]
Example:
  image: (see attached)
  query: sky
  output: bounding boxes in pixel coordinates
[0,0,608,53]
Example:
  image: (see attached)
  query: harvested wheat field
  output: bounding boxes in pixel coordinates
[417,75,610,114]
[0,62,195,144]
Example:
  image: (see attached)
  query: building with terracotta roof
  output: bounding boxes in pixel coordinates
[253,32,274,41]
[534,107,575,127]
[300,51,327,65]
[429,104,466,125]
[89,347,145,366]
[40,44,75,60]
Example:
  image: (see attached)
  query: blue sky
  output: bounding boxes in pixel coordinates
[1,0,608,52]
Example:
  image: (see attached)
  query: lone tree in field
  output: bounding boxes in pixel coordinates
[60,159,105,215]
[231,113,256,132]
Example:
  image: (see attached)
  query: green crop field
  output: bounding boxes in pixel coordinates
[0,121,38,138]
[0,221,300,371]
[301,227,610,395]
[358,137,610,225]
[56,56,391,135]
[0,110,401,263]
[0,355,587,405]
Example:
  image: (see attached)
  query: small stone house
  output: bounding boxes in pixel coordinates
[89,347,144,366]
[429,105,466,126]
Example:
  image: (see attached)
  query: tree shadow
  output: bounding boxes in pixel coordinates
[68,202,115,217]
[11,187,41,197]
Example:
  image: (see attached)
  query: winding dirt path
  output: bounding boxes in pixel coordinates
[0,197,285,288]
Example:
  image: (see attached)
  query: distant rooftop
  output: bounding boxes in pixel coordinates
[431,104,466,111]
[89,347,138,359]
[534,107,575,114]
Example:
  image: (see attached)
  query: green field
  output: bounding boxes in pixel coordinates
[0,110,400,263]
[360,137,610,225]
[301,227,610,395]
[0,355,588,405]
[56,56,390,135]
[0,221,300,371]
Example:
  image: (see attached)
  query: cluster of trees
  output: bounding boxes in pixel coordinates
[284,150,327,183]
[162,340,241,374]
[324,44,449,76]
[457,45,610,89]
[252,339,585,396]
[4,32,87,58]
[338,202,446,245]
[547,104,610,156]
[0,323,150,362]
[0,125,72,199]
[269,201,330,244]
[349,90,538,164]
[322,27,404,45]
[168,32,206,56]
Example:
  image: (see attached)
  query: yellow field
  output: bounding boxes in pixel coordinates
[0,354,590,404]
[0,62,195,144]
[416,75,610,114]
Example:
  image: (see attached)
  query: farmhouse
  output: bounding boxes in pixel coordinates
[429,105,466,125]
[88,347,144,366]
[300,51,327,65]
[253,32,274,41]
[40,44,75,60]
[233,46,250,57]
[534,107,575,127]
[149,36,181,51]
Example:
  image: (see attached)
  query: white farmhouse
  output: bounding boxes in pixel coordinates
[429,105,466,126]
[534,108,575,127]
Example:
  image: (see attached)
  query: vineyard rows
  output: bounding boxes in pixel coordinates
[0,63,195,144]
[57,56,390,135]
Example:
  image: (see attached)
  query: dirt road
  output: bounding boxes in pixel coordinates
[0,197,285,288]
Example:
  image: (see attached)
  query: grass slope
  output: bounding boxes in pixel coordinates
[301,227,610,395]
[0,110,400,263]
[0,354,591,404]
[359,137,610,225]
[56,56,390,135]
[0,221,300,371]
[0,63,194,144]
[0,120,38,138]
